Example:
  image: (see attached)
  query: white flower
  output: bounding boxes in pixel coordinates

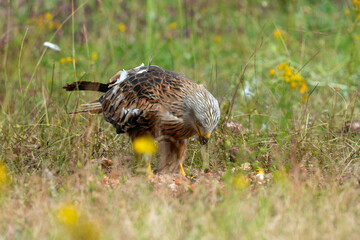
[43,41,61,51]
[243,82,254,98]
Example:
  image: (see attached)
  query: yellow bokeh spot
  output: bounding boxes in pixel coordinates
[57,204,78,226]
[269,69,276,77]
[118,23,126,32]
[272,170,288,184]
[273,29,284,39]
[232,174,249,190]
[66,57,73,63]
[70,220,100,240]
[60,58,66,64]
[169,22,177,30]
[0,163,9,188]
[214,36,221,43]
[45,12,52,20]
[91,52,98,61]
[133,135,157,155]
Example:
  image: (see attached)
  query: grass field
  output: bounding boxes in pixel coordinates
[1,0,360,239]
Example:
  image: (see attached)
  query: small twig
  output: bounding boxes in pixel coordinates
[290,119,300,192]
[49,63,55,100]
[346,90,358,139]
[296,50,320,74]
[18,27,28,113]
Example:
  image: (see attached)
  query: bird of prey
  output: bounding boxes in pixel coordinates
[63,63,220,176]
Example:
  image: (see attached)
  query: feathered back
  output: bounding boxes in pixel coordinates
[63,64,220,141]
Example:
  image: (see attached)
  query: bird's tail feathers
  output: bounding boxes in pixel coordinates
[63,81,110,92]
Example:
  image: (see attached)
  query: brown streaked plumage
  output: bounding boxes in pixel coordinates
[63,64,220,174]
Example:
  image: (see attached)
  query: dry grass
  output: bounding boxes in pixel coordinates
[2,168,360,239]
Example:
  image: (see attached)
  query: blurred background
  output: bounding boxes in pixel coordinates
[1,1,360,239]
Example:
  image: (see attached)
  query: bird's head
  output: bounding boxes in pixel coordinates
[185,86,220,145]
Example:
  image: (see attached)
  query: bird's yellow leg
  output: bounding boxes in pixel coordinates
[179,163,186,177]
[147,163,154,178]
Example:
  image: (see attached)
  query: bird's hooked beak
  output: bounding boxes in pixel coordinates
[195,124,211,145]
[199,132,211,145]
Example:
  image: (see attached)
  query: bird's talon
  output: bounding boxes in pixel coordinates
[147,164,154,178]
[179,163,186,177]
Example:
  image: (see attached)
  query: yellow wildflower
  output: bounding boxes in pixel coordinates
[299,83,308,94]
[285,68,293,77]
[277,62,288,70]
[118,23,126,32]
[269,69,276,77]
[57,203,78,226]
[91,52,98,61]
[45,13,52,20]
[133,135,157,155]
[255,168,264,175]
[60,58,66,64]
[275,62,308,98]
[292,73,302,81]
[66,57,72,63]
[273,29,283,39]
[214,36,221,43]
[169,22,177,30]
[255,168,265,182]
[286,65,293,71]
[290,82,297,89]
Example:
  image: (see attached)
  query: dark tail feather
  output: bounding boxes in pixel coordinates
[63,81,110,92]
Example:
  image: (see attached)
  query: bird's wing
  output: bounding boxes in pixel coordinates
[99,65,196,139]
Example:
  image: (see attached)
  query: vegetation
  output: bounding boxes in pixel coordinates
[1,0,360,239]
